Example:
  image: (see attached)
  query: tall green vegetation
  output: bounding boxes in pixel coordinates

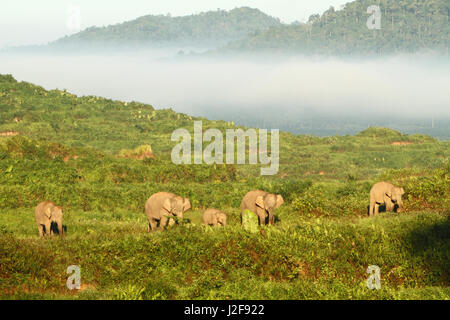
[222,0,450,55]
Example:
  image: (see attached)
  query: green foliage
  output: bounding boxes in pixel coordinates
[222,0,450,55]
[118,144,154,159]
[0,211,448,299]
[242,209,259,233]
[49,7,282,50]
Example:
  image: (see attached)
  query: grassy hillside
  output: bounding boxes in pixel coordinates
[221,0,450,55]
[48,7,282,50]
[0,74,449,299]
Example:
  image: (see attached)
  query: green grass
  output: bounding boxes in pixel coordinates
[0,209,448,299]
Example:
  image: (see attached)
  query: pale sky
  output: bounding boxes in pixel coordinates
[0,0,350,47]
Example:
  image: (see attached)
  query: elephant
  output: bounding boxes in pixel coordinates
[35,201,64,237]
[369,182,405,216]
[240,190,284,226]
[145,192,191,232]
[202,209,227,227]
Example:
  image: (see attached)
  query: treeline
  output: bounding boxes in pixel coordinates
[49,7,282,49]
[222,0,450,55]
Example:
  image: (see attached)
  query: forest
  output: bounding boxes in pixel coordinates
[0,74,448,299]
[222,0,450,55]
[47,7,281,50]
[10,0,446,56]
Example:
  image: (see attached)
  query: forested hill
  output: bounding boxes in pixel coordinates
[1,73,447,177]
[221,0,450,55]
[49,7,282,50]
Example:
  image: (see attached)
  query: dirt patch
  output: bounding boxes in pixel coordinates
[63,155,79,162]
[0,131,20,137]
[391,141,413,146]
[119,151,155,160]
[78,283,97,292]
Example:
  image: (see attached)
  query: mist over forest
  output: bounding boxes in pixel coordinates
[2,0,449,139]
[1,51,449,138]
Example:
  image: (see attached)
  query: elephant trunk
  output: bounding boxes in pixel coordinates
[268,208,275,225]
[175,213,183,224]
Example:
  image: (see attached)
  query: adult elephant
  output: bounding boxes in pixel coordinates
[240,190,284,226]
[35,201,64,237]
[145,192,191,232]
[369,182,405,216]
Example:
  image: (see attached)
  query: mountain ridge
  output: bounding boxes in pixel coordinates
[48,7,282,50]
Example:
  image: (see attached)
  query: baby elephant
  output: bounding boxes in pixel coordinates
[203,209,227,227]
[35,201,64,237]
[369,182,405,216]
[145,192,191,232]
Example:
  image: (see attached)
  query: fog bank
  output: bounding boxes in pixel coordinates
[1,52,449,136]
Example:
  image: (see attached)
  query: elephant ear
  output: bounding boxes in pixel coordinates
[162,198,172,212]
[255,196,265,209]
[275,194,284,208]
[44,206,53,219]
[183,198,191,212]
[54,206,63,218]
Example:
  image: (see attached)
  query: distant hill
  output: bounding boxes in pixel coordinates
[48,7,282,50]
[220,0,450,55]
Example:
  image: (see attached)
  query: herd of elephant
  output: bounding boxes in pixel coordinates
[34,181,405,237]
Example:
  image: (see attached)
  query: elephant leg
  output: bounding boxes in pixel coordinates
[374,203,380,216]
[37,224,44,237]
[148,219,157,232]
[159,216,168,231]
[269,213,275,225]
[58,224,64,236]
